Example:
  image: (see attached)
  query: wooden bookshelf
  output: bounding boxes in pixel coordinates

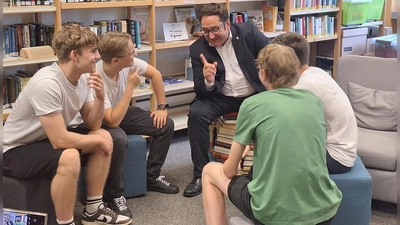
[3,5,56,14]
[3,56,58,67]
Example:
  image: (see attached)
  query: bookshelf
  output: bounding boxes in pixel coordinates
[280,0,342,78]
[3,5,59,111]
[7,0,372,129]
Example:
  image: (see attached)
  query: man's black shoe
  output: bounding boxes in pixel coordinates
[147,175,179,194]
[183,177,202,197]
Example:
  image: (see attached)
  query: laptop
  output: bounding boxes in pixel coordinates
[3,208,48,225]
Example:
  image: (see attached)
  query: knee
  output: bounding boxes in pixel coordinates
[91,128,114,154]
[188,104,202,120]
[58,149,80,178]
[202,162,218,179]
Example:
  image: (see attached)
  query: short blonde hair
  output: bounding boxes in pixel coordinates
[52,23,99,63]
[98,32,132,63]
[256,44,300,89]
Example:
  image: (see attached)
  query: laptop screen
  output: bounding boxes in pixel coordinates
[3,208,48,225]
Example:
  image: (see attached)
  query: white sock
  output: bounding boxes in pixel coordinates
[85,195,103,214]
[56,218,74,225]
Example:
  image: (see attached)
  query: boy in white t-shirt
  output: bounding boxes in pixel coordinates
[271,32,358,173]
[3,24,132,225]
[74,32,178,217]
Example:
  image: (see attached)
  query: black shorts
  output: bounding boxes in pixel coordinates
[4,138,90,181]
[228,175,263,225]
[3,139,66,180]
[228,175,336,225]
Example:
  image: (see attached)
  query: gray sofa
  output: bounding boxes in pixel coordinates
[335,55,397,204]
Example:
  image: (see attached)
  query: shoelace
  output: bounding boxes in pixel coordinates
[156,175,170,186]
[113,196,128,211]
[99,202,119,218]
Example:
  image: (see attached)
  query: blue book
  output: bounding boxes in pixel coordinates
[134,20,141,49]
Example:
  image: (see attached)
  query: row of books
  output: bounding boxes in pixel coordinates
[3,70,33,108]
[3,23,54,58]
[3,16,148,58]
[4,0,52,6]
[288,0,338,11]
[289,15,336,38]
[230,5,280,33]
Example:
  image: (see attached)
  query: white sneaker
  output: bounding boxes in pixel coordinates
[81,202,132,225]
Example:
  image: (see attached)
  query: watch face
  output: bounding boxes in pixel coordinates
[158,104,169,110]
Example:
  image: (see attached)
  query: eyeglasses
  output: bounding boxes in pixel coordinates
[200,24,224,35]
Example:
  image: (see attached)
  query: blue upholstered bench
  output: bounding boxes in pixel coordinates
[4,135,147,225]
[79,134,148,200]
[229,156,372,225]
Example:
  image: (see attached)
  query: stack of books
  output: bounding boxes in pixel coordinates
[211,112,237,163]
[240,147,254,175]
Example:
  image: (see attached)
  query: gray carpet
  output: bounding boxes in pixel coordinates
[74,129,397,225]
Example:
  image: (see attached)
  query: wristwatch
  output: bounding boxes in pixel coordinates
[157,103,169,110]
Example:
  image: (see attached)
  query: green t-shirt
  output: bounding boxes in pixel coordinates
[234,88,342,225]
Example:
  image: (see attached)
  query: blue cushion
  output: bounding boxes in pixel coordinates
[229,156,372,225]
[79,134,147,200]
[330,156,372,225]
[123,135,147,198]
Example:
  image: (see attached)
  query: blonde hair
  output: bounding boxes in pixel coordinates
[256,44,300,89]
[98,32,132,63]
[52,23,99,63]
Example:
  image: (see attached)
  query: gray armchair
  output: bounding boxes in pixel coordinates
[335,55,397,204]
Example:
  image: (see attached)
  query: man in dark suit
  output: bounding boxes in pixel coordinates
[183,3,270,197]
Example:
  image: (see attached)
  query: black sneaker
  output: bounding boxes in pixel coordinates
[81,202,132,225]
[147,175,179,194]
[107,196,132,218]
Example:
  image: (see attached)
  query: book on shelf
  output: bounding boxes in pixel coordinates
[130,7,150,42]
[230,12,248,23]
[261,4,278,32]
[162,76,186,86]
[246,10,264,31]
[173,6,198,38]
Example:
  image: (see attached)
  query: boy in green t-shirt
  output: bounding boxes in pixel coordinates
[201,44,342,225]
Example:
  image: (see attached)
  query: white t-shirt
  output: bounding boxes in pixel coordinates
[96,58,148,109]
[294,66,358,167]
[3,62,95,153]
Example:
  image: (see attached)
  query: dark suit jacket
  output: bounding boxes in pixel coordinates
[189,22,269,99]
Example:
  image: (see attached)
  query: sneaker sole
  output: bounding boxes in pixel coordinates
[81,218,132,225]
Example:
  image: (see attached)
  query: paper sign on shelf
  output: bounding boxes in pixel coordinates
[162,22,189,42]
